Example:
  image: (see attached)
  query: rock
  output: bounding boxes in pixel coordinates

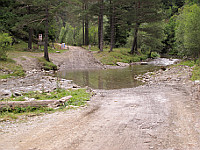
[24,97,35,101]
[160,66,167,71]
[129,62,141,65]
[0,90,12,98]
[66,105,79,109]
[116,62,129,67]
[73,85,80,88]
[32,69,37,72]
[14,91,22,97]
[1,79,7,82]
[141,62,148,65]
[44,90,50,93]
[58,96,72,102]
[61,79,66,81]
[56,51,60,53]
[194,80,200,85]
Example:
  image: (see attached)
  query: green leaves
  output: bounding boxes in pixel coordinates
[175,4,200,57]
[0,33,12,60]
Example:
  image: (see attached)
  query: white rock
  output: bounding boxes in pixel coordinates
[116,62,129,67]
[0,90,12,98]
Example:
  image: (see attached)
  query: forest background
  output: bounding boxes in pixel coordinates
[1,0,200,61]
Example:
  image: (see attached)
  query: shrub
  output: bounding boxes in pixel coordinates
[38,57,57,70]
[151,52,160,58]
[0,33,12,60]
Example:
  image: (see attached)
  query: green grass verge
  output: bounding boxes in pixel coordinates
[10,40,67,53]
[178,60,200,81]
[178,60,196,67]
[83,46,149,65]
[0,59,25,79]
[37,57,57,70]
[0,88,90,120]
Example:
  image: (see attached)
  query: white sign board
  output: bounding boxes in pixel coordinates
[39,34,42,41]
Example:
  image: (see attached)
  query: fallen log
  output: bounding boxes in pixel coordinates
[0,96,72,109]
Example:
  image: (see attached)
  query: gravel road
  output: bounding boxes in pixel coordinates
[0,46,200,150]
[1,83,200,150]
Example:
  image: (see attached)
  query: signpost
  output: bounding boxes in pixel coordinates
[38,34,44,50]
[39,34,42,41]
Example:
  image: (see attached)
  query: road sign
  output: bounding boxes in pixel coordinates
[39,34,42,41]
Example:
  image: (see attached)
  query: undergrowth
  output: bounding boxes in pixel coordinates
[0,58,25,79]
[83,46,150,65]
[178,59,200,81]
[37,57,57,70]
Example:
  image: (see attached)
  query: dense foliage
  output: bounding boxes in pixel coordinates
[0,33,12,60]
[0,0,200,59]
[176,4,200,57]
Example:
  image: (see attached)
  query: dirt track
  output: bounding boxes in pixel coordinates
[1,47,200,150]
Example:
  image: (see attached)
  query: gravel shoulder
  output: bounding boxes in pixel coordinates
[0,47,200,150]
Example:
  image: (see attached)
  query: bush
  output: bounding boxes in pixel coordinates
[0,33,12,60]
[38,57,57,70]
[151,52,160,58]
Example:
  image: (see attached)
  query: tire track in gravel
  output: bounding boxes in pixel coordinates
[1,84,200,150]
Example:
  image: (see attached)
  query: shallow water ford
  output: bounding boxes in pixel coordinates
[58,65,160,90]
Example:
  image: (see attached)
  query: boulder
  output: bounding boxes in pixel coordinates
[141,62,148,65]
[0,90,12,98]
[14,91,22,97]
[116,62,129,67]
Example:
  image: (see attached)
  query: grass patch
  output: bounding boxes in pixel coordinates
[0,58,25,79]
[0,107,55,121]
[178,60,196,67]
[9,40,67,54]
[84,46,148,65]
[37,57,57,70]
[178,59,200,81]
[3,88,90,104]
[0,88,90,120]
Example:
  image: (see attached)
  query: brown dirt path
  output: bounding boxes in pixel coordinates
[13,46,104,72]
[51,46,104,71]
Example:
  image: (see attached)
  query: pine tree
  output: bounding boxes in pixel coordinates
[33,0,69,61]
[124,0,163,54]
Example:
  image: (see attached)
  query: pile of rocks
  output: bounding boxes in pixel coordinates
[135,65,200,100]
[0,69,79,99]
[135,65,193,84]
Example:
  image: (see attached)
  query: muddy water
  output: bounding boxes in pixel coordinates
[58,65,160,90]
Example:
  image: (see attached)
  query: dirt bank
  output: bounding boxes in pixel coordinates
[13,46,104,72]
[0,46,104,97]
[0,47,200,150]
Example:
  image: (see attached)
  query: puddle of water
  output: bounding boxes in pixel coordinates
[58,65,160,90]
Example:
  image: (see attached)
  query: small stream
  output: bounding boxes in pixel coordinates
[58,58,179,90]
[58,65,160,90]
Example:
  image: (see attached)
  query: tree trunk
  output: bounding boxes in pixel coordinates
[109,0,115,52]
[28,28,33,50]
[98,15,101,49]
[130,23,140,55]
[73,25,76,46]
[82,3,85,45]
[85,1,89,45]
[44,5,50,62]
[0,96,72,110]
[52,41,55,49]
[28,6,32,50]
[99,0,104,52]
